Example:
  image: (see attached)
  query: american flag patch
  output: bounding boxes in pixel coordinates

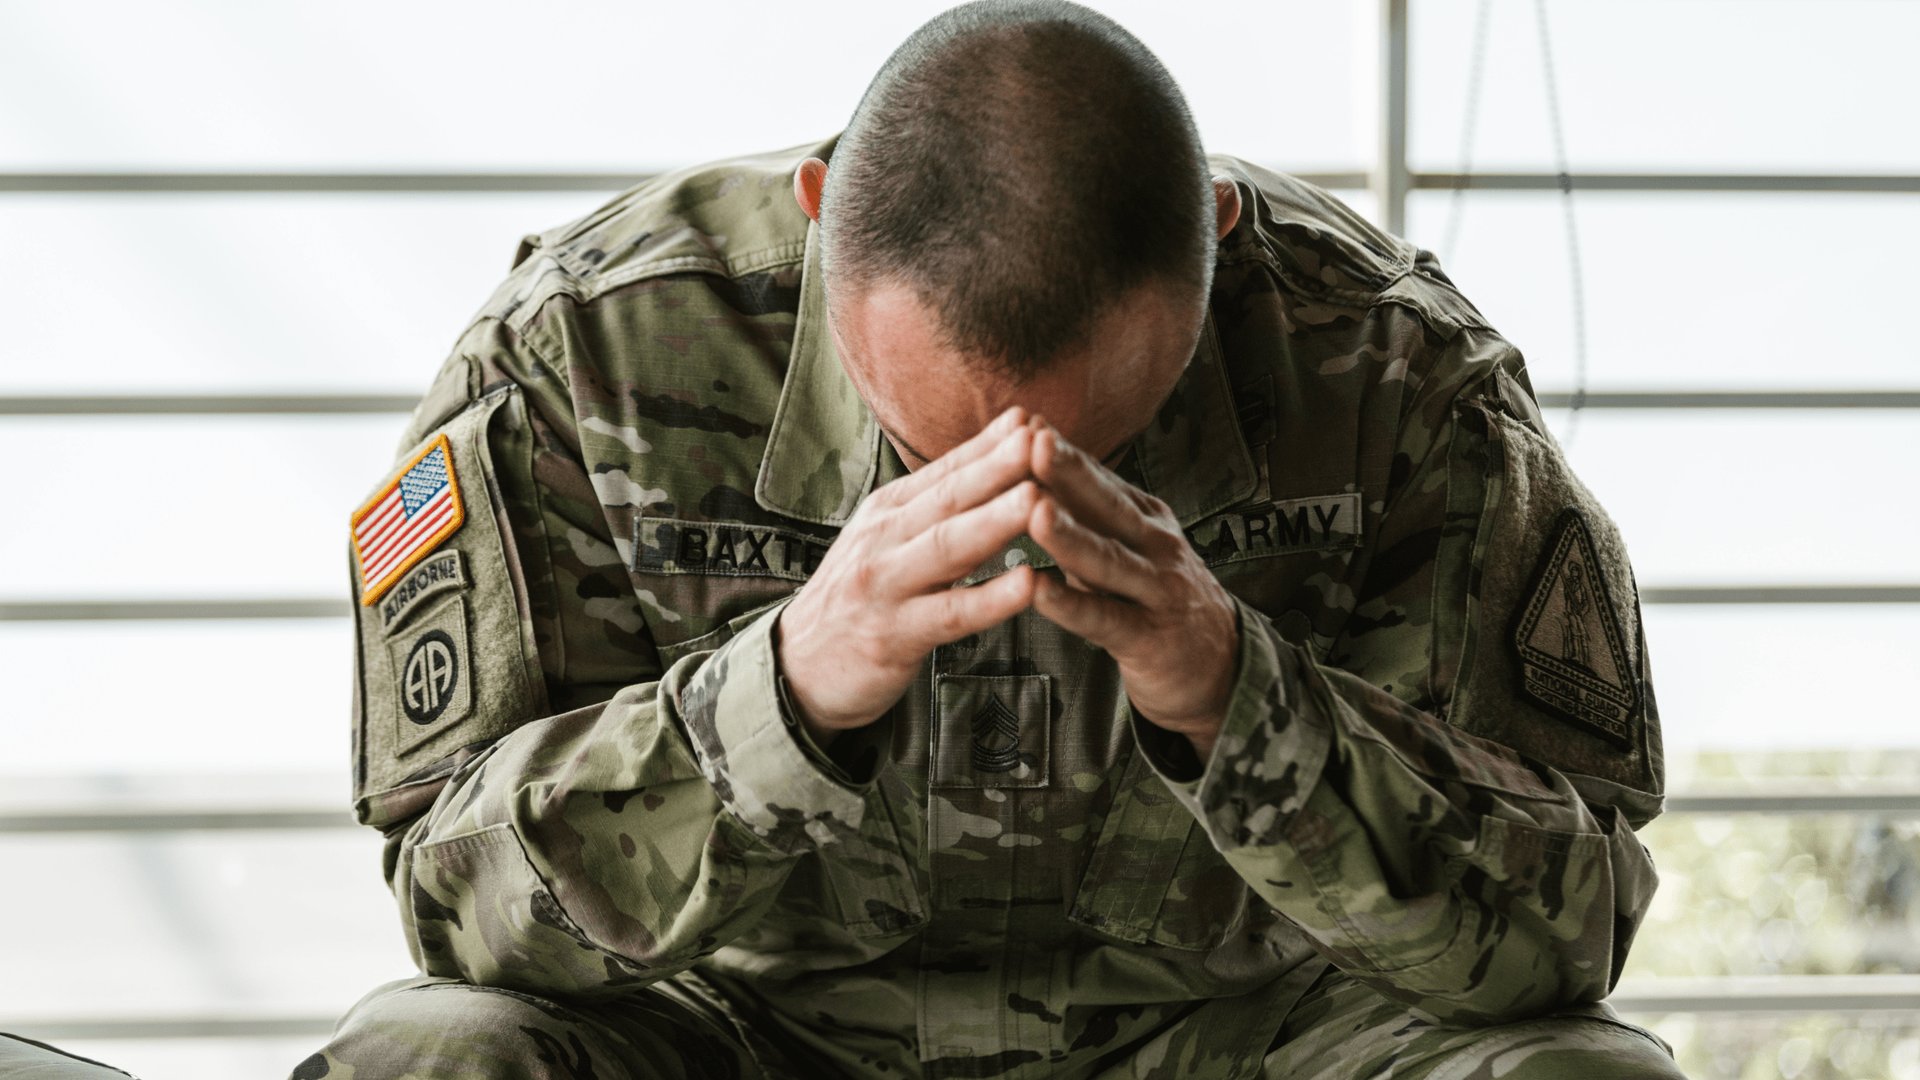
[352,434,466,606]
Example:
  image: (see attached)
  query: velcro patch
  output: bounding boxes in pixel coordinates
[387,597,473,755]
[353,434,466,605]
[1513,510,1638,746]
[375,550,467,635]
[933,674,1051,789]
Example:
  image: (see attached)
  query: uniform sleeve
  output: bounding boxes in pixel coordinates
[350,317,886,998]
[1132,335,1663,1026]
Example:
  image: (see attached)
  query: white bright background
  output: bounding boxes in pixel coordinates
[1,2,1916,1078]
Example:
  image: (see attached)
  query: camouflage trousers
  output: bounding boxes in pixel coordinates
[1259,966,1683,1080]
[293,966,1683,1080]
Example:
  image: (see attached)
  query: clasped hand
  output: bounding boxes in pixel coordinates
[775,405,1238,762]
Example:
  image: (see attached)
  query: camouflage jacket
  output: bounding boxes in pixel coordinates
[348,135,1665,1078]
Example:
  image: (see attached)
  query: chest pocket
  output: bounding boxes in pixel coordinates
[1066,738,1254,951]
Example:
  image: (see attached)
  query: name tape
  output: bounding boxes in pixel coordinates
[1183,492,1362,567]
[632,516,833,581]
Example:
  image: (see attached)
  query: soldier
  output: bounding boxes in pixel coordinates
[301,1,1682,1077]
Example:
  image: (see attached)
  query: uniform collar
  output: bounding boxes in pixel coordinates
[753,220,885,526]
[755,224,1258,528]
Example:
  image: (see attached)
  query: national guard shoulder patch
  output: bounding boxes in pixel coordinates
[353,433,466,606]
[1512,509,1638,746]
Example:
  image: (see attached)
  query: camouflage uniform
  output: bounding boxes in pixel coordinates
[300,135,1681,1079]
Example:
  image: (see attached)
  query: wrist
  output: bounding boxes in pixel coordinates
[770,605,839,751]
[775,671,840,750]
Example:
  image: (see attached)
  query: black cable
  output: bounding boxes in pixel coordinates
[1439,0,1494,264]
[1440,0,1590,447]
[1533,0,1590,445]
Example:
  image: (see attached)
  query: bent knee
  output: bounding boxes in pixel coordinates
[296,977,616,1080]
[1477,1014,1685,1080]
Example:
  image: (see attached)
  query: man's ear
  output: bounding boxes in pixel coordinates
[795,158,828,222]
[1213,175,1242,240]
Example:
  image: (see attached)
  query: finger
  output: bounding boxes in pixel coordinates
[899,564,1036,648]
[1120,483,1166,516]
[886,423,1033,540]
[1031,424,1154,549]
[878,404,1027,506]
[1027,496,1158,602]
[1032,572,1142,652]
[883,479,1039,592]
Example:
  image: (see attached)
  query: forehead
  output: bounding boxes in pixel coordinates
[827,276,1201,372]
[827,277,1205,464]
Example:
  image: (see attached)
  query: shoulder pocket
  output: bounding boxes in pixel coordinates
[351,387,546,828]
[1439,397,1665,825]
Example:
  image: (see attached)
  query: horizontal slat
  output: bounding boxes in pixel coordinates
[0,599,347,621]
[9,1017,335,1041]
[9,587,1917,622]
[0,394,419,415]
[1637,586,1920,605]
[0,810,355,833]
[1612,975,1920,1015]
[6,790,1919,834]
[7,391,1920,416]
[15,976,1920,1041]
[1416,172,1920,193]
[1660,791,1920,815]
[1536,391,1920,410]
[0,172,659,193]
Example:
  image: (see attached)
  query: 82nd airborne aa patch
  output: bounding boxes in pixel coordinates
[353,434,466,606]
[1513,509,1638,747]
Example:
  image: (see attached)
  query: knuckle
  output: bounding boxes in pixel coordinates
[927,520,959,564]
[868,482,904,510]
[1123,546,1158,581]
[937,595,971,637]
[932,472,968,513]
[1145,521,1184,556]
[851,495,893,529]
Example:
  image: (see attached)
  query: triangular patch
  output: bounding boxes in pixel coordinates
[1513,510,1638,746]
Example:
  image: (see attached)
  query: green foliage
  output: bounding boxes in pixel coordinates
[1619,750,1920,1078]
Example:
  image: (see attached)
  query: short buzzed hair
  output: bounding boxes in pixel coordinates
[819,0,1215,380]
